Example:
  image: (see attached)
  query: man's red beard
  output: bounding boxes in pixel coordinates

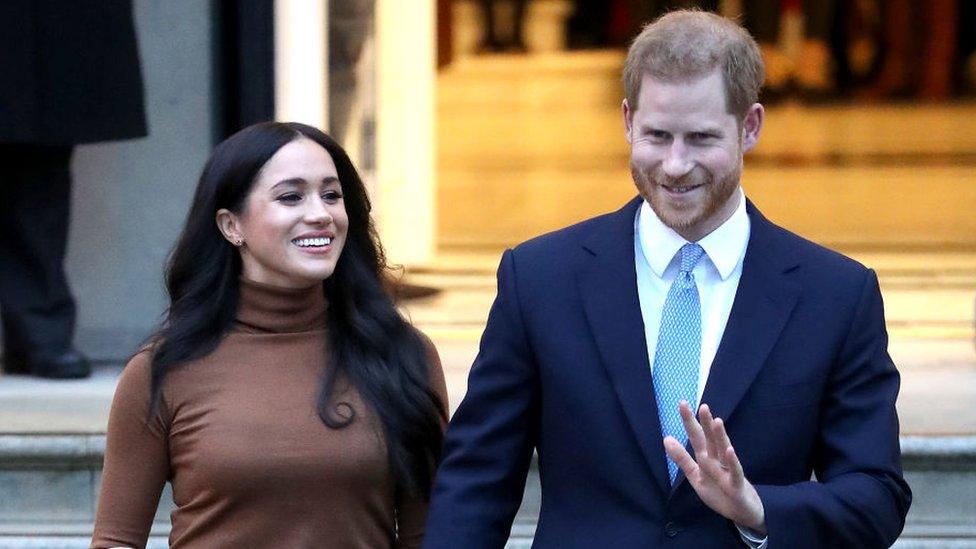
[630,162,739,233]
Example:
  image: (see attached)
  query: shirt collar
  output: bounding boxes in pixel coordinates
[637,188,750,280]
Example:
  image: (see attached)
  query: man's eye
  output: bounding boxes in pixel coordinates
[648,131,670,141]
[690,132,715,141]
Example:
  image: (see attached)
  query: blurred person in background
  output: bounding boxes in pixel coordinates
[0,0,146,379]
[740,0,839,101]
[478,0,529,53]
[627,0,720,43]
[567,0,719,49]
[961,1,976,95]
[861,0,959,101]
[566,0,613,48]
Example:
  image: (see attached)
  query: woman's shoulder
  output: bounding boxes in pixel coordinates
[117,347,154,390]
[409,327,448,414]
[116,344,212,404]
[106,347,168,425]
[125,346,154,369]
[411,327,436,354]
[407,327,440,369]
[114,345,184,411]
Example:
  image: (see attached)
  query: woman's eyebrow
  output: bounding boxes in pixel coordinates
[271,177,306,191]
[272,176,340,191]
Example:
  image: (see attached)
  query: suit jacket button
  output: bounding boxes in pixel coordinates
[665,521,680,537]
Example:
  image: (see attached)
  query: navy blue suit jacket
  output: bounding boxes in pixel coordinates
[423,198,911,548]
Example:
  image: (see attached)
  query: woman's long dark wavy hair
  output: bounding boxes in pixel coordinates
[146,121,445,500]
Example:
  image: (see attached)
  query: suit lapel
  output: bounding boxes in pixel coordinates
[667,202,801,494]
[579,199,801,496]
[699,202,801,427]
[578,197,673,496]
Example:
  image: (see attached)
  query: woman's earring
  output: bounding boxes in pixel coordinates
[234,238,244,247]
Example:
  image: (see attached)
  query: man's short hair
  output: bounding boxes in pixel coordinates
[623,10,764,119]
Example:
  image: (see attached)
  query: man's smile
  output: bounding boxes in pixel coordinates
[661,183,705,195]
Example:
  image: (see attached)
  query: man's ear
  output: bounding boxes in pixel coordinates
[216,208,244,245]
[741,102,765,153]
[622,99,634,145]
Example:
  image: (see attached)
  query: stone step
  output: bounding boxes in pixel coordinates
[0,434,972,547]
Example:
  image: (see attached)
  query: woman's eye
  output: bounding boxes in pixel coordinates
[322,191,342,202]
[277,193,301,203]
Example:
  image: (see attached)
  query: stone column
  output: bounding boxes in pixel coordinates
[275,0,328,128]
[329,0,375,173]
[374,0,438,266]
[327,0,437,267]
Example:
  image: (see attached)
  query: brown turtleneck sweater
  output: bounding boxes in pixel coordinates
[91,278,447,549]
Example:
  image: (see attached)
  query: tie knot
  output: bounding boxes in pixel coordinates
[679,243,705,273]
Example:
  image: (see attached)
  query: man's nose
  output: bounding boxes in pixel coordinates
[662,142,693,178]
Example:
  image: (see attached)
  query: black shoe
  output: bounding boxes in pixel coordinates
[476,39,504,54]
[505,41,528,54]
[2,349,91,379]
[1,352,29,375]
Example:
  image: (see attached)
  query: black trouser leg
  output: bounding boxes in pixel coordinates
[479,0,500,48]
[741,0,781,44]
[0,144,77,358]
[512,0,527,47]
[803,0,837,43]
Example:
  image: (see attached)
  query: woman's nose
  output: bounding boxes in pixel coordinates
[304,199,333,224]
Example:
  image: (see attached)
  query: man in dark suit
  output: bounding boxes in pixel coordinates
[423,10,910,548]
[0,1,146,378]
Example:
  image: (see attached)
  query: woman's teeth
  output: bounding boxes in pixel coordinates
[294,237,331,247]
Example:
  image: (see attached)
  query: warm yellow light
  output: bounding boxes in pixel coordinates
[274,0,328,128]
[375,0,437,266]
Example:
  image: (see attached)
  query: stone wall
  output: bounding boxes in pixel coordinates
[68,0,217,362]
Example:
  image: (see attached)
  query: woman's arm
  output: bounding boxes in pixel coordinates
[91,351,170,549]
[395,332,449,549]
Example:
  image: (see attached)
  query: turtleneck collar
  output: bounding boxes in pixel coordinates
[235,277,328,333]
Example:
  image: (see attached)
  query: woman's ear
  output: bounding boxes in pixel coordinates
[216,209,245,247]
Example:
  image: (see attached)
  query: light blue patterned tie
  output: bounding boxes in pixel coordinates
[653,242,706,484]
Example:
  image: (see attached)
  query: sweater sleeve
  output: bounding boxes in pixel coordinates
[91,351,171,549]
[395,332,449,549]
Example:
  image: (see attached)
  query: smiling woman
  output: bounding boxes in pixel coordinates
[215,138,350,288]
[91,122,447,549]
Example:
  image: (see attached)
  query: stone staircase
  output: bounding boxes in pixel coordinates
[0,432,168,548]
[0,432,974,547]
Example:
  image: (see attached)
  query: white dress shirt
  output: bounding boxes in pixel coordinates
[635,189,750,404]
[634,189,768,549]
